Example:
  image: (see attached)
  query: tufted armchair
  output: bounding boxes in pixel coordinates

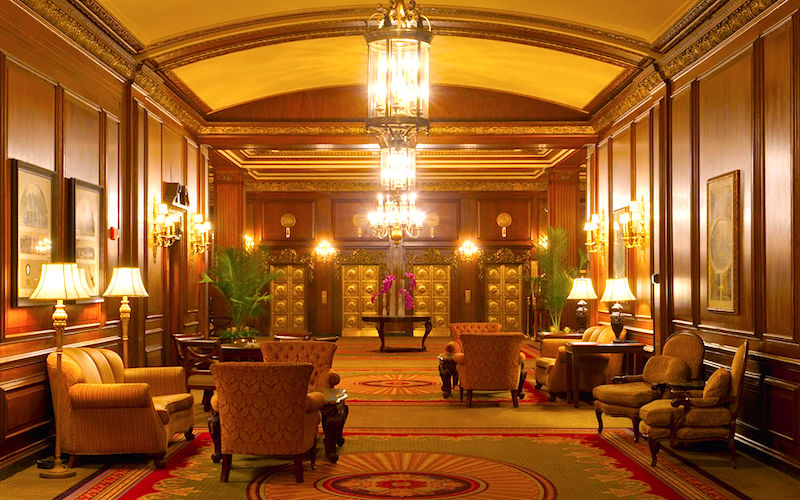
[641,341,748,468]
[534,325,623,401]
[260,341,340,390]
[46,347,194,468]
[594,331,704,442]
[211,362,324,482]
[455,333,524,407]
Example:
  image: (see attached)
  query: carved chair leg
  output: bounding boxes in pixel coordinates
[201,390,212,412]
[184,427,195,441]
[151,452,167,469]
[466,389,473,408]
[517,363,527,400]
[729,439,737,468]
[209,411,222,463]
[632,417,641,443]
[293,454,305,483]
[310,439,317,470]
[220,454,232,482]
[547,391,556,402]
[595,409,603,433]
[534,382,542,390]
[511,390,519,408]
[459,386,463,401]
[67,454,79,468]
[648,438,660,467]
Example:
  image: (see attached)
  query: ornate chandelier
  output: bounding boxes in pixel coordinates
[380,139,416,192]
[365,0,432,138]
[367,192,425,244]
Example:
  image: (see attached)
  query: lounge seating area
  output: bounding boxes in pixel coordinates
[2,0,800,498]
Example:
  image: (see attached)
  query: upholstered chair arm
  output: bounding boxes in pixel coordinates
[452,353,466,365]
[671,394,734,410]
[444,341,462,355]
[124,367,187,396]
[612,374,644,384]
[319,368,341,388]
[69,383,152,409]
[306,392,326,413]
[540,338,576,358]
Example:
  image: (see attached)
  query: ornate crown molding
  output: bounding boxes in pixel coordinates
[243,180,548,193]
[267,248,315,281]
[200,123,597,137]
[405,248,459,277]
[334,249,387,278]
[478,247,532,279]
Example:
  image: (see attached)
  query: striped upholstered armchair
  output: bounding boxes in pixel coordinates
[455,332,525,407]
[46,347,194,468]
[260,340,340,390]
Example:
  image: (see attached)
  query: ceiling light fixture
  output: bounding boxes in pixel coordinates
[368,192,425,245]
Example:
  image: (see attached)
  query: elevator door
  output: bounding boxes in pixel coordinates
[412,264,450,336]
[270,265,308,335]
[341,264,379,335]
[485,264,523,331]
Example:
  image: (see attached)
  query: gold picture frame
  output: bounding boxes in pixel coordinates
[68,179,104,301]
[707,170,739,313]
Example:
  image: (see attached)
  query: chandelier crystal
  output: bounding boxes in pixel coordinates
[381,139,416,192]
[365,0,432,137]
[367,192,425,244]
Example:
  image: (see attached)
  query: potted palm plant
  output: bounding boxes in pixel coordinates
[200,246,283,342]
[534,226,579,333]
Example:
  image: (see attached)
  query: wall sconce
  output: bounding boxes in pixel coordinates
[619,199,648,251]
[457,240,480,261]
[496,212,512,238]
[314,240,337,263]
[35,237,52,255]
[583,210,607,255]
[152,203,181,262]
[189,213,212,254]
[243,234,256,252]
[281,213,296,238]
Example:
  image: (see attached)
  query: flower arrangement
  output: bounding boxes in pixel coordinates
[370,272,416,312]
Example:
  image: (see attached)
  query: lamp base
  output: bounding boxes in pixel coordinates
[575,300,589,332]
[610,302,625,340]
[39,462,76,479]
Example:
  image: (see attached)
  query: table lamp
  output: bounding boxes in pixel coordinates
[567,274,597,332]
[30,263,91,479]
[103,267,149,366]
[600,277,636,341]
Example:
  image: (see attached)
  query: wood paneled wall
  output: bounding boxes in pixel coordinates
[0,1,207,464]
[591,1,800,467]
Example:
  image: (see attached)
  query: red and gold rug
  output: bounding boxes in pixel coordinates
[58,429,748,500]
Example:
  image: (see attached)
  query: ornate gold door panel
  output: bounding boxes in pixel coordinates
[485,264,523,332]
[412,264,451,336]
[341,264,379,336]
[270,265,308,335]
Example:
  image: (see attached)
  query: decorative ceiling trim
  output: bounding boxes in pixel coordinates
[652,0,727,51]
[64,0,144,52]
[244,180,548,193]
[198,123,597,137]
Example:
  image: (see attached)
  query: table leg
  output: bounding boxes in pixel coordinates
[420,320,432,351]
[378,322,386,352]
[571,352,580,408]
[439,358,458,397]
[209,410,221,463]
[321,402,348,463]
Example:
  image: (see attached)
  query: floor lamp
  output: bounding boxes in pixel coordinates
[30,263,90,479]
[103,267,149,367]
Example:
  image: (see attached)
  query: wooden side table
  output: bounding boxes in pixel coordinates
[361,315,433,352]
[318,388,349,463]
[437,353,459,398]
[565,342,645,408]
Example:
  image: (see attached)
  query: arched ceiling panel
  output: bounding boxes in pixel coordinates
[96,0,699,45]
[171,36,625,112]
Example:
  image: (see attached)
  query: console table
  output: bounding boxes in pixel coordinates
[361,315,432,352]
[565,341,645,408]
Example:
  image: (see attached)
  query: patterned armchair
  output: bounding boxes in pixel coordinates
[260,341,340,389]
[46,347,194,468]
[593,331,704,442]
[641,341,748,468]
[455,333,524,407]
[445,322,502,355]
[534,325,623,401]
[211,362,324,482]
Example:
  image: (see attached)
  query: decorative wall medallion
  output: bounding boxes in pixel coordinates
[280,213,296,238]
[496,213,512,238]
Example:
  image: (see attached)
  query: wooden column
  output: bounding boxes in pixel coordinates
[547,165,581,329]
[212,164,245,249]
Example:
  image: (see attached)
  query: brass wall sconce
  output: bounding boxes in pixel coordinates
[152,202,181,262]
[496,212,512,238]
[189,213,212,254]
[243,234,256,252]
[281,213,296,238]
[314,240,337,263]
[583,210,607,255]
[457,240,480,261]
[619,198,648,251]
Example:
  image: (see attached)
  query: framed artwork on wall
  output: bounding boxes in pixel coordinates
[11,159,56,307]
[68,179,104,301]
[707,170,739,313]
[611,208,627,279]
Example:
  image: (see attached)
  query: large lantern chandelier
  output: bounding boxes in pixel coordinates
[380,138,416,192]
[365,0,432,138]
[368,192,425,245]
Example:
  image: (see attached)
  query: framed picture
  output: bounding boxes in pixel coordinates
[611,208,627,279]
[67,179,104,301]
[11,159,56,307]
[707,170,739,313]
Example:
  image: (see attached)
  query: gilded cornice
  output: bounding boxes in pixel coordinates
[652,0,722,50]
[65,0,144,52]
[133,71,203,131]
[244,180,547,192]
[200,124,597,137]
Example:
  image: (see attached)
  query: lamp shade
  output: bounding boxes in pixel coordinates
[600,277,636,303]
[103,267,149,298]
[29,263,91,301]
[567,277,598,300]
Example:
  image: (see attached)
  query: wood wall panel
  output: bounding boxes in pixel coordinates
[762,21,795,341]
[611,128,631,211]
[260,199,315,242]
[63,92,100,184]
[477,198,531,242]
[596,140,609,311]
[697,49,753,332]
[670,87,694,323]
[6,61,55,171]
[634,114,652,319]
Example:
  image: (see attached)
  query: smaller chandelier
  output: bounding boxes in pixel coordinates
[365,0,432,137]
[314,240,337,262]
[368,192,425,244]
[381,139,416,192]
[457,240,480,261]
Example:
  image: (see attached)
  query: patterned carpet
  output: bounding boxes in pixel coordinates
[57,429,748,500]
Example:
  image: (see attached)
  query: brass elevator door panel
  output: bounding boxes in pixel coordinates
[485,264,522,332]
[342,264,379,335]
[270,265,308,335]
[412,264,450,336]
